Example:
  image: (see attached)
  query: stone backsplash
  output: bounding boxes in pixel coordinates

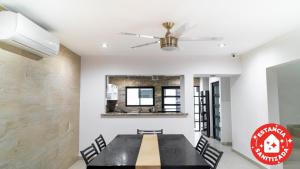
[0,43,81,169]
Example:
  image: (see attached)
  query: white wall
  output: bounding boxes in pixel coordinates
[230,29,300,168]
[277,62,300,127]
[220,77,232,143]
[270,60,300,127]
[200,77,209,91]
[266,68,281,124]
[80,57,241,149]
[266,60,300,169]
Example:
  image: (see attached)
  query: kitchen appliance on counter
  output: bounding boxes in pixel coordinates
[106,84,118,112]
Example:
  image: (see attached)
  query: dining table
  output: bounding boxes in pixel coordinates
[87,134,210,169]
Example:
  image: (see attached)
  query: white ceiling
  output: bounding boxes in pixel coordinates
[1,0,300,60]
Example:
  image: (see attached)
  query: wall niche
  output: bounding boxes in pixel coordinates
[105,75,184,114]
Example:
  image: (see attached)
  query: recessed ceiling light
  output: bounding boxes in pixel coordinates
[218,43,226,48]
[102,43,108,48]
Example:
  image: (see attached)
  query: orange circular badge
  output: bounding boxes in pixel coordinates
[251,123,293,165]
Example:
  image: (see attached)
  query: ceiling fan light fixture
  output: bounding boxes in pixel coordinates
[218,43,226,48]
[122,21,221,50]
[102,43,108,48]
[160,36,178,51]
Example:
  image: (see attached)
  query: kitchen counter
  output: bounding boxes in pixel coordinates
[101,112,188,117]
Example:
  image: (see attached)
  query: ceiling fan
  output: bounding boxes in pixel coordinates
[121,22,223,51]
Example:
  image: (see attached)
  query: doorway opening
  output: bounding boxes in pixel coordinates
[267,59,300,169]
[193,76,232,145]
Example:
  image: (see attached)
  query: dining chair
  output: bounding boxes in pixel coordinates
[202,145,223,169]
[80,143,99,165]
[196,135,209,155]
[137,129,163,134]
[95,134,107,152]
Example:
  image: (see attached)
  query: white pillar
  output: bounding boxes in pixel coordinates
[181,74,195,143]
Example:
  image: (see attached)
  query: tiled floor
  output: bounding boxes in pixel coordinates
[68,160,85,169]
[284,147,300,169]
[194,132,261,169]
[68,133,261,169]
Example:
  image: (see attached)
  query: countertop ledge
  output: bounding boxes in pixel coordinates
[101,112,188,117]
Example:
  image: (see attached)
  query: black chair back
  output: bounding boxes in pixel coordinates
[95,134,107,152]
[137,129,163,134]
[80,143,98,165]
[196,135,209,155]
[202,145,223,169]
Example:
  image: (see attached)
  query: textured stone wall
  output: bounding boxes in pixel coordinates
[0,43,81,169]
[108,76,181,112]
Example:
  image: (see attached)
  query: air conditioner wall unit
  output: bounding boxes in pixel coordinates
[0,11,60,57]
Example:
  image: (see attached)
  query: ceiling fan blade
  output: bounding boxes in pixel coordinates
[179,37,223,41]
[131,41,160,49]
[173,23,197,38]
[120,32,160,39]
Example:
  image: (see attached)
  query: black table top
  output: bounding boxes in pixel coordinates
[87,134,210,169]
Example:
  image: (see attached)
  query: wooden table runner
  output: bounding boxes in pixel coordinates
[135,135,161,169]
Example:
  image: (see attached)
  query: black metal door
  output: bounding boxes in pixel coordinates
[212,82,221,140]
